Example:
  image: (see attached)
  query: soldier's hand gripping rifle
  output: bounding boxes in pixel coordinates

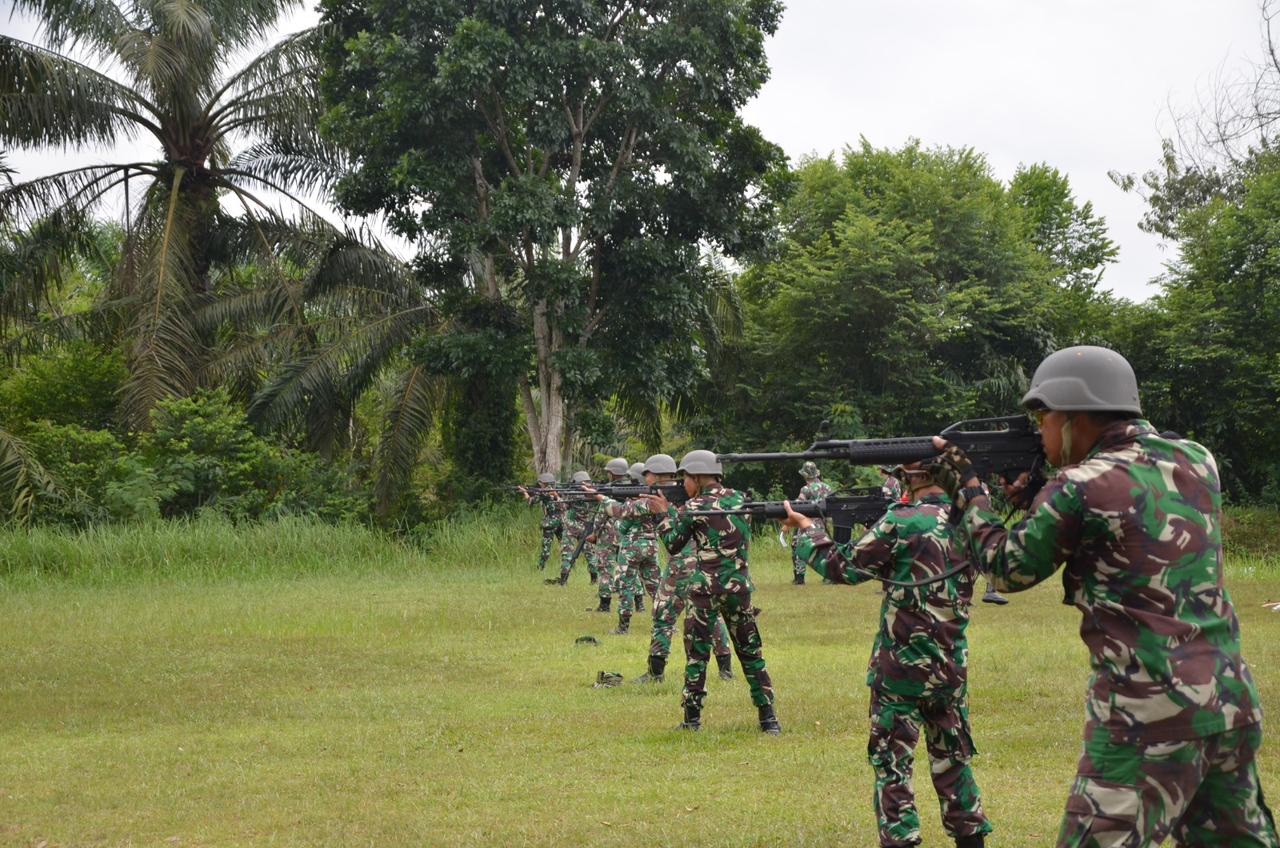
[718,415,1047,505]
[689,487,891,545]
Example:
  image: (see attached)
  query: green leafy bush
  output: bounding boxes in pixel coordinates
[0,342,126,430]
[143,389,370,522]
[20,422,164,524]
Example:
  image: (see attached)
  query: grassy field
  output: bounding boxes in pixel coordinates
[0,514,1278,847]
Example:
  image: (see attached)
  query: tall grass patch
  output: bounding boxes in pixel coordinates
[0,515,425,589]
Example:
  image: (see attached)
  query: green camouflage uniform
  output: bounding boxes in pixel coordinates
[793,478,834,578]
[795,493,992,848]
[603,496,728,651]
[956,420,1275,847]
[659,484,773,713]
[591,505,622,601]
[602,497,660,620]
[556,499,596,583]
[527,489,563,570]
[882,474,905,503]
[650,550,732,662]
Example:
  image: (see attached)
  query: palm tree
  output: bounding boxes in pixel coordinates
[0,0,414,431]
[0,426,56,524]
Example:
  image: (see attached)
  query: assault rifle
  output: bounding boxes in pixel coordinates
[690,487,891,544]
[718,415,1047,503]
[553,482,691,505]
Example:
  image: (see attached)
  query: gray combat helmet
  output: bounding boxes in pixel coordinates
[678,449,723,476]
[644,453,678,475]
[537,472,556,485]
[604,457,630,476]
[799,461,820,479]
[571,470,591,484]
[1021,346,1142,415]
[628,462,645,482]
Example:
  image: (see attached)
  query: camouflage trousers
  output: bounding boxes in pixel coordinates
[682,590,773,711]
[868,689,991,848]
[610,536,659,616]
[649,555,730,660]
[537,520,562,570]
[634,547,660,600]
[591,539,617,598]
[557,523,590,581]
[1057,722,1278,848]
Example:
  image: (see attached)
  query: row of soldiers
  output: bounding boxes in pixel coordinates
[521,454,739,687]
[519,345,1277,848]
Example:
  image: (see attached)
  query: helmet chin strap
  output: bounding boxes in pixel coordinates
[1059,415,1075,465]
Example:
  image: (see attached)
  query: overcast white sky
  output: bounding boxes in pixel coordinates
[2,0,1268,301]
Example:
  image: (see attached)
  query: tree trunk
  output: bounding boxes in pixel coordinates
[524,298,566,476]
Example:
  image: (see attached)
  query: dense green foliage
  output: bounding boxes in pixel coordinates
[3,387,369,526]
[0,0,396,429]
[1107,152,1280,502]
[699,143,1116,495]
[0,341,126,428]
[318,0,786,474]
[3,0,1280,524]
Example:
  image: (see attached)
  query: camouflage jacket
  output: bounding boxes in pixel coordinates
[603,497,660,542]
[882,475,905,502]
[959,419,1261,742]
[562,498,596,534]
[798,480,834,503]
[527,489,564,525]
[659,484,753,595]
[795,493,976,698]
[595,507,621,549]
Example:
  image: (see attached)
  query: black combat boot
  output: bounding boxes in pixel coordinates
[716,653,734,680]
[792,572,805,585]
[611,613,630,635]
[544,573,568,586]
[677,703,701,731]
[633,594,644,613]
[632,654,665,684]
[588,572,597,584]
[955,834,985,848]
[758,703,781,735]
[586,595,611,613]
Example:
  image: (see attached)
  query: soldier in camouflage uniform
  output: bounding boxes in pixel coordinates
[545,470,596,586]
[624,457,734,682]
[783,465,993,848]
[792,460,835,584]
[627,461,659,611]
[586,458,631,613]
[647,449,778,733]
[931,346,1277,848]
[880,466,905,502]
[519,472,563,571]
[592,461,658,634]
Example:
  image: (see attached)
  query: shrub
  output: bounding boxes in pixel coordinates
[0,342,126,430]
[144,389,371,522]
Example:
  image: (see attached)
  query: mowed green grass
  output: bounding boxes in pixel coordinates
[0,517,1278,847]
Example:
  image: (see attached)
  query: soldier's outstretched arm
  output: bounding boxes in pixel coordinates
[784,500,888,585]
